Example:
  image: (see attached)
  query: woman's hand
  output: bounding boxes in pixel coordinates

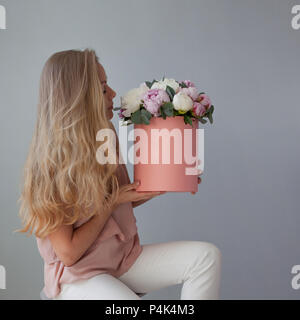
[115,169,202,209]
[191,169,203,195]
[115,181,165,207]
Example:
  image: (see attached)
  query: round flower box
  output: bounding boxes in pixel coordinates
[133,116,200,192]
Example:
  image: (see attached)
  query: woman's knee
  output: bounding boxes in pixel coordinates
[208,243,221,265]
[194,241,222,266]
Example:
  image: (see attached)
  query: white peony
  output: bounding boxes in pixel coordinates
[151,78,180,93]
[138,82,149,91]
[120,83,149,117]
[172,92,193,114]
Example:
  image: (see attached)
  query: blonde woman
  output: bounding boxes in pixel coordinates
[17,49,222,300]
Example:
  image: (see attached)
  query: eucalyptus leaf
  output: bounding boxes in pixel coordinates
[184,114,193,126]
[162,102,174,116]
[198,117,207,124]
[160,108,167,119]
[141,115,150,124]
[140,108,152,124]
[142,108,152,119]
[131,109,142,124]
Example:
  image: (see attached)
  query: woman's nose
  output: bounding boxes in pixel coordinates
[110,87,116,98]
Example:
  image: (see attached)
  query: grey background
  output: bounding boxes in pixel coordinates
[0,0,299,300]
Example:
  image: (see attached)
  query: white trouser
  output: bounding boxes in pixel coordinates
[54,241,222,300]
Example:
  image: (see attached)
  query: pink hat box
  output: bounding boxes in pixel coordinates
[133,116,201,192]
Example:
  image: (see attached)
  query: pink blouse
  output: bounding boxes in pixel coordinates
[36,163,143,299]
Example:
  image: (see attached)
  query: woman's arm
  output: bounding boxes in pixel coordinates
[132,191,167,208]
[48,203,117,267]
[132,198,150,208]
[48,181,166,266]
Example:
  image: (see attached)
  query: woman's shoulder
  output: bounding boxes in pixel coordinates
[36,235,59,263]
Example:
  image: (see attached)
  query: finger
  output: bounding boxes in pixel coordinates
[155,191,167,195]
[138,194,157,201]
[198,177,202,184]
[156,191,166,196]
[148,191,162,197]
[142,191,162,195]
[148,191,163,198]
[136,191,157,198]
[135,190,165,197]
[150,191,166,195]
[123,181,140,191]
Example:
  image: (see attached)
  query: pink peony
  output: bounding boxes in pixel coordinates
[179,86,199,101]
[142,89,170,116]
[182,80,195,88]
[192,102,207,117]
[198,93,211,108]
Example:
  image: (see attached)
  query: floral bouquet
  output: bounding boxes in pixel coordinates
[114,77,214,126]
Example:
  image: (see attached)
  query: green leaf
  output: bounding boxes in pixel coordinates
[160,106,167,119]
[165,85,176,100]
[121,119,133,126]
[113,106,122,111]
[198,117,207,124]
[145,81,152,89]
[161,102,174,117]
[173,109,180,116]
[142,108,152,119]
[141,115,150,124]
[151,79,158,88]
[131,109,142,124]
[205,105,214,124]
[140,108,152,124]
[187,110,194,117]
[179,82,188,88]
[207,112,213,124]
[184,114,193,126]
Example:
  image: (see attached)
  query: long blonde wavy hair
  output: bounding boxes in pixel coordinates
[17,49,120,239]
